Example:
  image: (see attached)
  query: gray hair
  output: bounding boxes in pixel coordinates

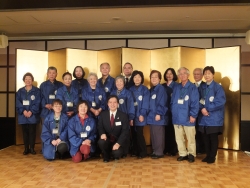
[193,68,203,74]
[100,62,110,69]
[177,67,190,75]
[115,75,125,84]
[87,72,98,80]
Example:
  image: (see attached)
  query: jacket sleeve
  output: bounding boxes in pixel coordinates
[97,113,106,136]
[68,119,83,148]
[156,88,167,116]
[189,87,199,118]
[56,88,66,112]
[40,83,47,108]
[59,118,68,141]
[41,117,53,145]
[126,91,135,120]
[198,85,204,110]
[117,114,129,146]
[139,88,150,117]
[81,90,92,108]
[73,91,79,114]
[100,90,107,111]
[87,119,97,143]
[30,89,41,114]
[16,90,24,115]
[206,85,226,112]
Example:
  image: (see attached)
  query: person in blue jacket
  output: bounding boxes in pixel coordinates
[71,66,88,100]
[171,67,199,163]
[97,62,115,98]
[56,72,78,118]
[129,70,149,159]
[68,100,97,163]
[82,72,106,120]
[41,99,69,161]
[198,66,226,164]
[147,70,167,159]
[162,68,178,156]
[16,72,41,155]
[40,66,63,123]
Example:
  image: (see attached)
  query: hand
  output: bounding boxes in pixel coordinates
[94,109,101,116]
[189,116,196,123]
[201,108,209,116]
[112,143,120,150]
[27,111,32,118]
[130,120,133,126]
[101,134,107,140]
[139,115,144,122]
[45,104,52,110]
[23,110,28,117]
[82,139,91,146]
[56,138,61,145]
[155,115,160,121]
[51,140,57,146]
[66,111,74,117]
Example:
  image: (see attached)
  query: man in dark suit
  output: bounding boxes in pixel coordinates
[98,95,130,162]
[123,62,133,89]
[193,68,205,154]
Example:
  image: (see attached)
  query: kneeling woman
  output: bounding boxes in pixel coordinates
[68,100,97,163]
[41,99,69,161]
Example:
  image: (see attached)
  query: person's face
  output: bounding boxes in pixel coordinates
[150,73,160,86]
[203,70,214,83]
[75,67,83,79]
[133,74,142,86]
[100,64,110,76]
[178,69,189,83]
[123,64,133,77]
[24,76,33,87]
[108,97,119,112]
[165,70,174,82]
[47,70,57,81]
[78,103,88,116]
[116,78,124,90]
[52,103,62,113]
[193,70,203,82]
[63,74,72,86]
[88,75,97,87]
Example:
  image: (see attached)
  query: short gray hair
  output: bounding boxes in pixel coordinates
[87,72,98,80]
[193,68,203,74]
[115,75,125,84]
[177,67,190,75]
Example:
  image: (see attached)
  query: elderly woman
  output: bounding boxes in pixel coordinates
[68,100,97,163]
[82,72,106,119]
[16,72,41,155]
[41,99,69,161]
[162,68,178,156]
[147,70,167,159]
[71,66,88,99]
[129,70,149,158]
[56,72,78,118]
[198,66,226,164]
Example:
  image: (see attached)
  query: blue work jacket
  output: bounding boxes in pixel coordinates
[71,78,88,99]
[97,75,115,98]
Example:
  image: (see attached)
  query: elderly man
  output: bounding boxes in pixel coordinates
[193,68,205,154]
[171,67,199,163]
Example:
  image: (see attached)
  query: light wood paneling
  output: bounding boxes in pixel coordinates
[9,67,15,92]
[0,94,7,117]
[8,93,15,118]
[241,95,250,121]
[0,68,7,91]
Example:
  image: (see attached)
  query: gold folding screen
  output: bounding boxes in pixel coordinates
[16,46,240,150]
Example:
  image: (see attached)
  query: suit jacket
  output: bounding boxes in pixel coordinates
[98,110,129,146]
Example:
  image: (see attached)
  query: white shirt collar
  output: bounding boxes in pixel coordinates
[110,110,117,118]
[195,80,202,87]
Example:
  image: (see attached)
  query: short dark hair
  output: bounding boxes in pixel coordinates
[77,100,89,113]
[73,66,85,79]
[23,72,34,82]
[130,70,144,85]
[47,66,57,73]
[62,72,72,79]
[163,68,177,82]
[107,95,119,103]
[203,66,215,75]
[150,70,162,80]
[52,99,63,106]
[123,62,133,69]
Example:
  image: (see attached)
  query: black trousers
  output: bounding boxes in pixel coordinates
[202,132,219,159]
[164,124,178,154]
[195,123,205,153]
[131,126,147,157]
[150,125,165,156]
[98,138,124,160]
[21,124,36,149]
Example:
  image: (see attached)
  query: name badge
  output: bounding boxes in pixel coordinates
[178,99,184,104]
[23,100,30,105]
[200,98,205,105]
[81,132,87,138]
[92,101,96,107]
[67,102,73,107]
[49,95,55,99]
[52,128,58,134]
[134,102,138,106]
[115,122,121,126]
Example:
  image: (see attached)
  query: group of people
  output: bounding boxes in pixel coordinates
[16,62,226,164]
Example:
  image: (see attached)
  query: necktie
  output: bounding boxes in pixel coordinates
[110,113,114,127]
[125,78,129,87]
[195,83,199,87]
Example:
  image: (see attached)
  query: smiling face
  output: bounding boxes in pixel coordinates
[203,70,214,83]
[24,76,33,87]
[100,63,110,76]
[123,63,133,77]
[52,103,62,113]
[133,74,142,86]
[108,97,119,112]
[193,69,203,82]
[165,70,174,82]
[150,73,160,86]
[78,103,88,116]
[63,74,72,87]
[88,75,97,87]
[115,78,124,90]
[178,69,189,83]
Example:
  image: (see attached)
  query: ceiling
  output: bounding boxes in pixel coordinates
[0,5,250,39]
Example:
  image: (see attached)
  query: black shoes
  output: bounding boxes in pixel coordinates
[202,156,209,162]
[202,156,216,164]
[30,148,36,155]
[188,154,195,163]
[23,148,29,155]
[177,156,188,161]
[103,159,109,163]
[151,154,164,159]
